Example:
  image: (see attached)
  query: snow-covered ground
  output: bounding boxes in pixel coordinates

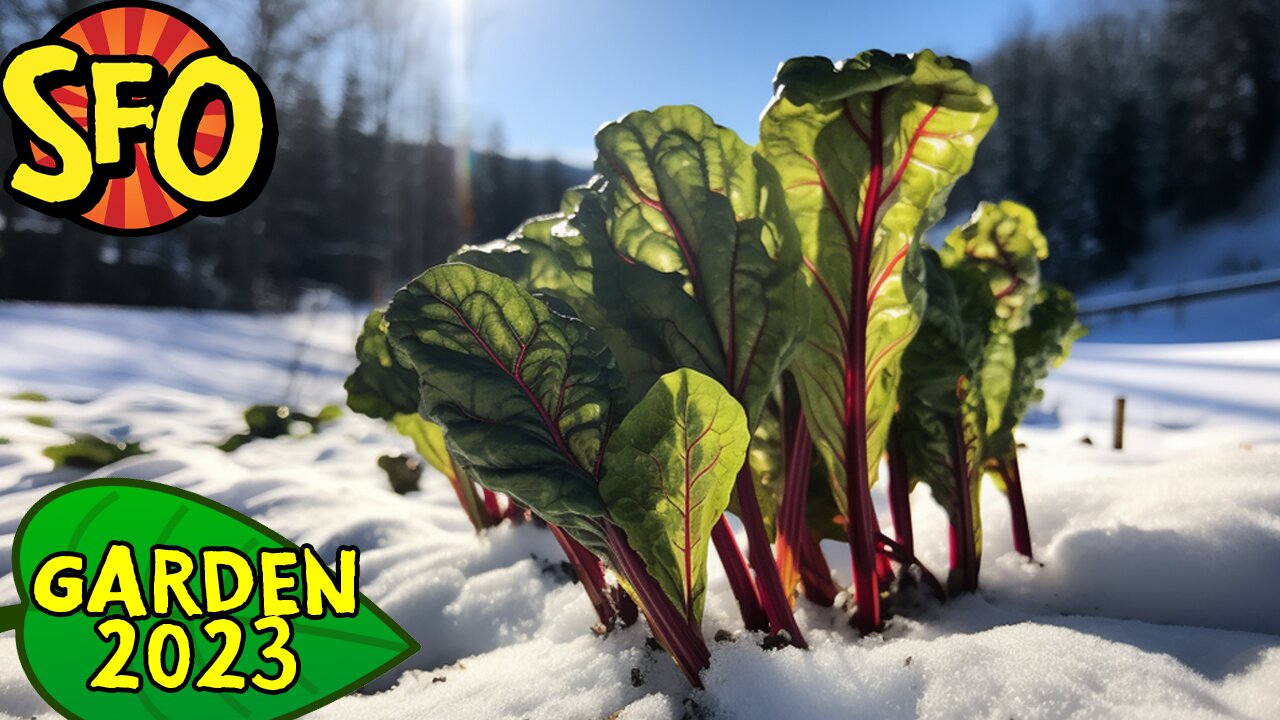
[0,300,1278,719]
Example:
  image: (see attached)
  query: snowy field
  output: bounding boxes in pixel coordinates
[0,299,1278,719]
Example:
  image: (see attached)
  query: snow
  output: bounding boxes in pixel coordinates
[1,300,1278,719]
[1071,157,1280,344]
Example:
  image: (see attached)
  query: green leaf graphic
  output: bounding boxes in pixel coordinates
[3,479,418,720]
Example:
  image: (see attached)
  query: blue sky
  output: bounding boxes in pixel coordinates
[459,0,1094,164]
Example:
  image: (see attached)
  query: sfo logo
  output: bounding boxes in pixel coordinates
[0,1,276,234]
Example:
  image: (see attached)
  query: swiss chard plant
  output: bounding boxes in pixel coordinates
[938,201,1084,561]
[344,48,1086,684]
[893,250,995,594]
[891,202,1084,592]
[456,107,810,644]
[758,50,997,632]
[982,282,1086,558]
[384,264,749,686]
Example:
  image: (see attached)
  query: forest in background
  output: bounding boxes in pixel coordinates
[0,0,586,310]
[954,0,1280,286]
[0,0,1277,309]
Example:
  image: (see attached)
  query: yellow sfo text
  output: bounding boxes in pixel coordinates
[0,41,269,210]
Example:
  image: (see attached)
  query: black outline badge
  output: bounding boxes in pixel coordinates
[0,0,278,236]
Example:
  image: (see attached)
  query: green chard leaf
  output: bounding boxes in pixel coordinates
[384,264,626,546]
[452,183,678,404]
[896,250,995,591]
[979,329,1017,437]
[986,283,1087,465]
[599,369,750,626]
[455,106,807,430]
[451,186,601,323]
[390,413,493,529]
[345,308,420,421]
[391,414,454,479]
[344,307,493,529]
[588,106,808,426]
[897,252,993,486]
[43,435,148,469]
[940,200,1049,332]
[759,49,997,514]
[737,397,786,541]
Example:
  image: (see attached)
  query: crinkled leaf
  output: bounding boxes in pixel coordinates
[896,253,992,559]
[900,251,994,416]
[760,50,997,512]
[391,414,454,479]
[345,309,420,421]
[10,479,417,720]
[986,283,1087,464]
[452,187,602,324]
[455,183,680,405]
[599,370,749,625]
[941,201,1048,331]
[385,264,625,544]
[736,399,785,541]
[979,330,1016,437]
[590,106,807,427]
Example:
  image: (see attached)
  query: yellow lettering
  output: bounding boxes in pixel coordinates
[30,552,84,614]
[90,59,156,165]
[202,549,255,615]
[151,547,202,618]
[258,549,300,618]
[85,543,147,618]
[153,55,263,204]
[2,43,93,204]
[303,546,357,617]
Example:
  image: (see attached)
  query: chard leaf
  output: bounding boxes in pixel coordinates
[986,283,1086,465]
[760,50,997,514]
[391,413,492,529]
[738,399,786,541]
[599,369,750,625]
[941,201,1049,331]
[43,435,148,469]
[391,414,454,479]
[589,106,807,426]
[896,252,994,590]
[979,330,1017,437]
[453,183,676,403]
[898,251,994,422]
[452,187,601,325]
[345,308,419,421]
[384,264,626,543]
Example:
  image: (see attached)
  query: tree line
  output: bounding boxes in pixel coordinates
[0,0,1276,309]
[954,0,1280,287]
[0,0,584,310]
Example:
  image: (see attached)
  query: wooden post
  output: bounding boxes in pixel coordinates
[1113,396,1126,450]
